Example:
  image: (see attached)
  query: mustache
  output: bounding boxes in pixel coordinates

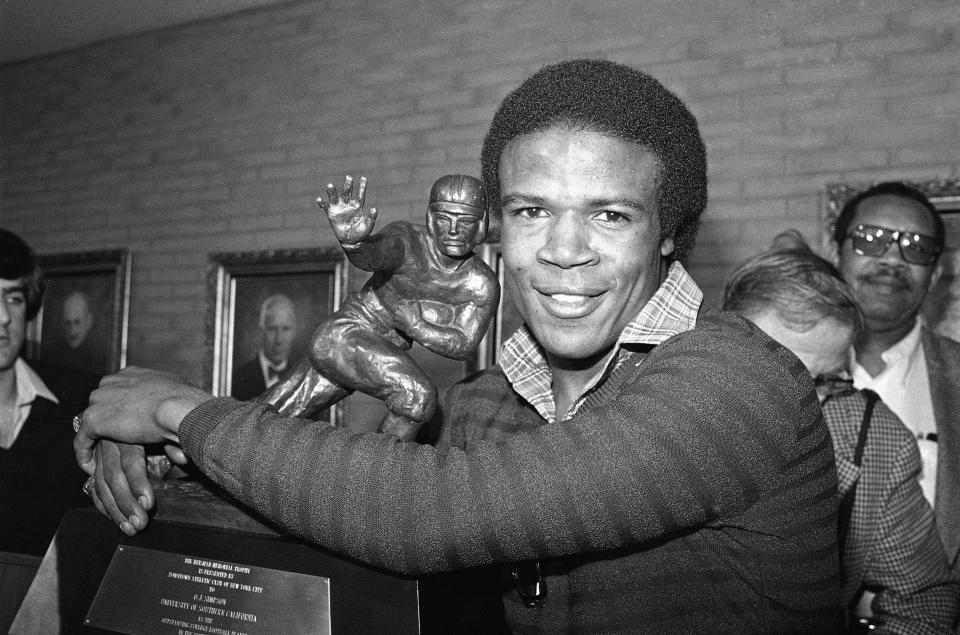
[858,265,911,289]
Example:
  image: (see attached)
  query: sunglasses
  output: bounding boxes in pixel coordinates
[846,224,941,266]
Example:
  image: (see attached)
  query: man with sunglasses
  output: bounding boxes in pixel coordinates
[833,181,960,591]
[725,230,958,633]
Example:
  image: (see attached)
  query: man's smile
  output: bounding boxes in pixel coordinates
[534,285,605,318]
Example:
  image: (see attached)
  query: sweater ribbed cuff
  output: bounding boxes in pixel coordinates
[180,397,246,467]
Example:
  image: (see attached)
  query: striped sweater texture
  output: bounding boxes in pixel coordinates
[180,311,841,633]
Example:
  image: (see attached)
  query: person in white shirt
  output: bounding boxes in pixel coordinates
[832,181,960,597]
[0,229,98,557]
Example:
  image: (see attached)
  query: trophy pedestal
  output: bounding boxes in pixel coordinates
[11,478,421,634]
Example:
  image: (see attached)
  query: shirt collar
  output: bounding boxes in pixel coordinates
[258,350,287,374]
[500,261,703,422]
[14,358,59,406]
[880,317,923,366]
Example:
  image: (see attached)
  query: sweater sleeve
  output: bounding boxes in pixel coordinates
[179,317,834,576]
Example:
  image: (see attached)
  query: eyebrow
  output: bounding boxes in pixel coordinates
[0,285,26,296]
[500,193,649,211]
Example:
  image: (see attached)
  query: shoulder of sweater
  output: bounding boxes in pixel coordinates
[655,308,802,375]
[451,365,509,391]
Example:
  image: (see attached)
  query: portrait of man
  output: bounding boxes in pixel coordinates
[39,278,113,376]
[231,293,299,400]
[62,290,94,348]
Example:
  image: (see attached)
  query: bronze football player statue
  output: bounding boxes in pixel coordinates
[258,174,500,441]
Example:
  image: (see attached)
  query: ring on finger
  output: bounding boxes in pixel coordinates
[72,414,83,433]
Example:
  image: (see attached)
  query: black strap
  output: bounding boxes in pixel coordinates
[837,389,879,565]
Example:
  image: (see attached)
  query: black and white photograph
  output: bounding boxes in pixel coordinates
[3,0,960,632]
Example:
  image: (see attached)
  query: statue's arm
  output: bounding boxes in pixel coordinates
[343,231,405,273]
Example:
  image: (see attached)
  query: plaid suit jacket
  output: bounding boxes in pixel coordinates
[824,390,958,633]
[923,327,960,586]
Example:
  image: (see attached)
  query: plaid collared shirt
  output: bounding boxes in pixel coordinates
[500,261,703,423]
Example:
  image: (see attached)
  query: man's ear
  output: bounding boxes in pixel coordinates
[927,260,944,293]
[660,231,676,258]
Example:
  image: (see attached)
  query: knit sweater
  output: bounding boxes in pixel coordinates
[180,311,841,633]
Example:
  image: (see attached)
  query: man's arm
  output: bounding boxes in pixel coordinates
[864,431,959,633]
[109,324,826,575]
[75,367,211,475]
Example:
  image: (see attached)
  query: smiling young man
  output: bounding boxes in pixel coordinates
[76,60,841,632]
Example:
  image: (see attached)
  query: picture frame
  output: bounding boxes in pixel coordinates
[824,177,960,341]
[473,242,524,369]
[25,249,131,376]
[205,248,346,423]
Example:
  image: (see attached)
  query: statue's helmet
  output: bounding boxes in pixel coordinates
[429,174,487,213]
[428,174,488,243]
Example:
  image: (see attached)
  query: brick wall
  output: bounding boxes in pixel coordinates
[2,0,959,384]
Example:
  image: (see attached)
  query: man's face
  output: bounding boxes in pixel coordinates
[498,127,674,367]
[63,293,94,348]
[0,278,28,372]
[748,310,855,403]
[836,194,940,335]
[261,303,297,365]
[427,207,483,258]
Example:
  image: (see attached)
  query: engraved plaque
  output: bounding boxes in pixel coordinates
[13,488,420,633]
[85,546,331,634]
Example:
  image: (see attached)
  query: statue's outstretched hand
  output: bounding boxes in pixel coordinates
[318,174,378,249]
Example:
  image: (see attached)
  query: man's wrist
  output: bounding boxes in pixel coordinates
[157,388,214,441]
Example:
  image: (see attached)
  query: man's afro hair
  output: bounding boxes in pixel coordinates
[480,59,707,261]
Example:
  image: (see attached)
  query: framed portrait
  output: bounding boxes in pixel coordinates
[25,249,131,376]
[824,177,960,341]
[206,248,346,422]
[473,242,524,369]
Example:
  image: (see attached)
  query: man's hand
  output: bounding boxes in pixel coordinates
[318,174,378,248]
[75,366,213,475]
[89,440,154,536]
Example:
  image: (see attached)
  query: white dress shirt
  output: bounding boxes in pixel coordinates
[852,319,938,505]
[0,358,59,449]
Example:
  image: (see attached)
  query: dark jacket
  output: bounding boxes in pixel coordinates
[0,360,99,555]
